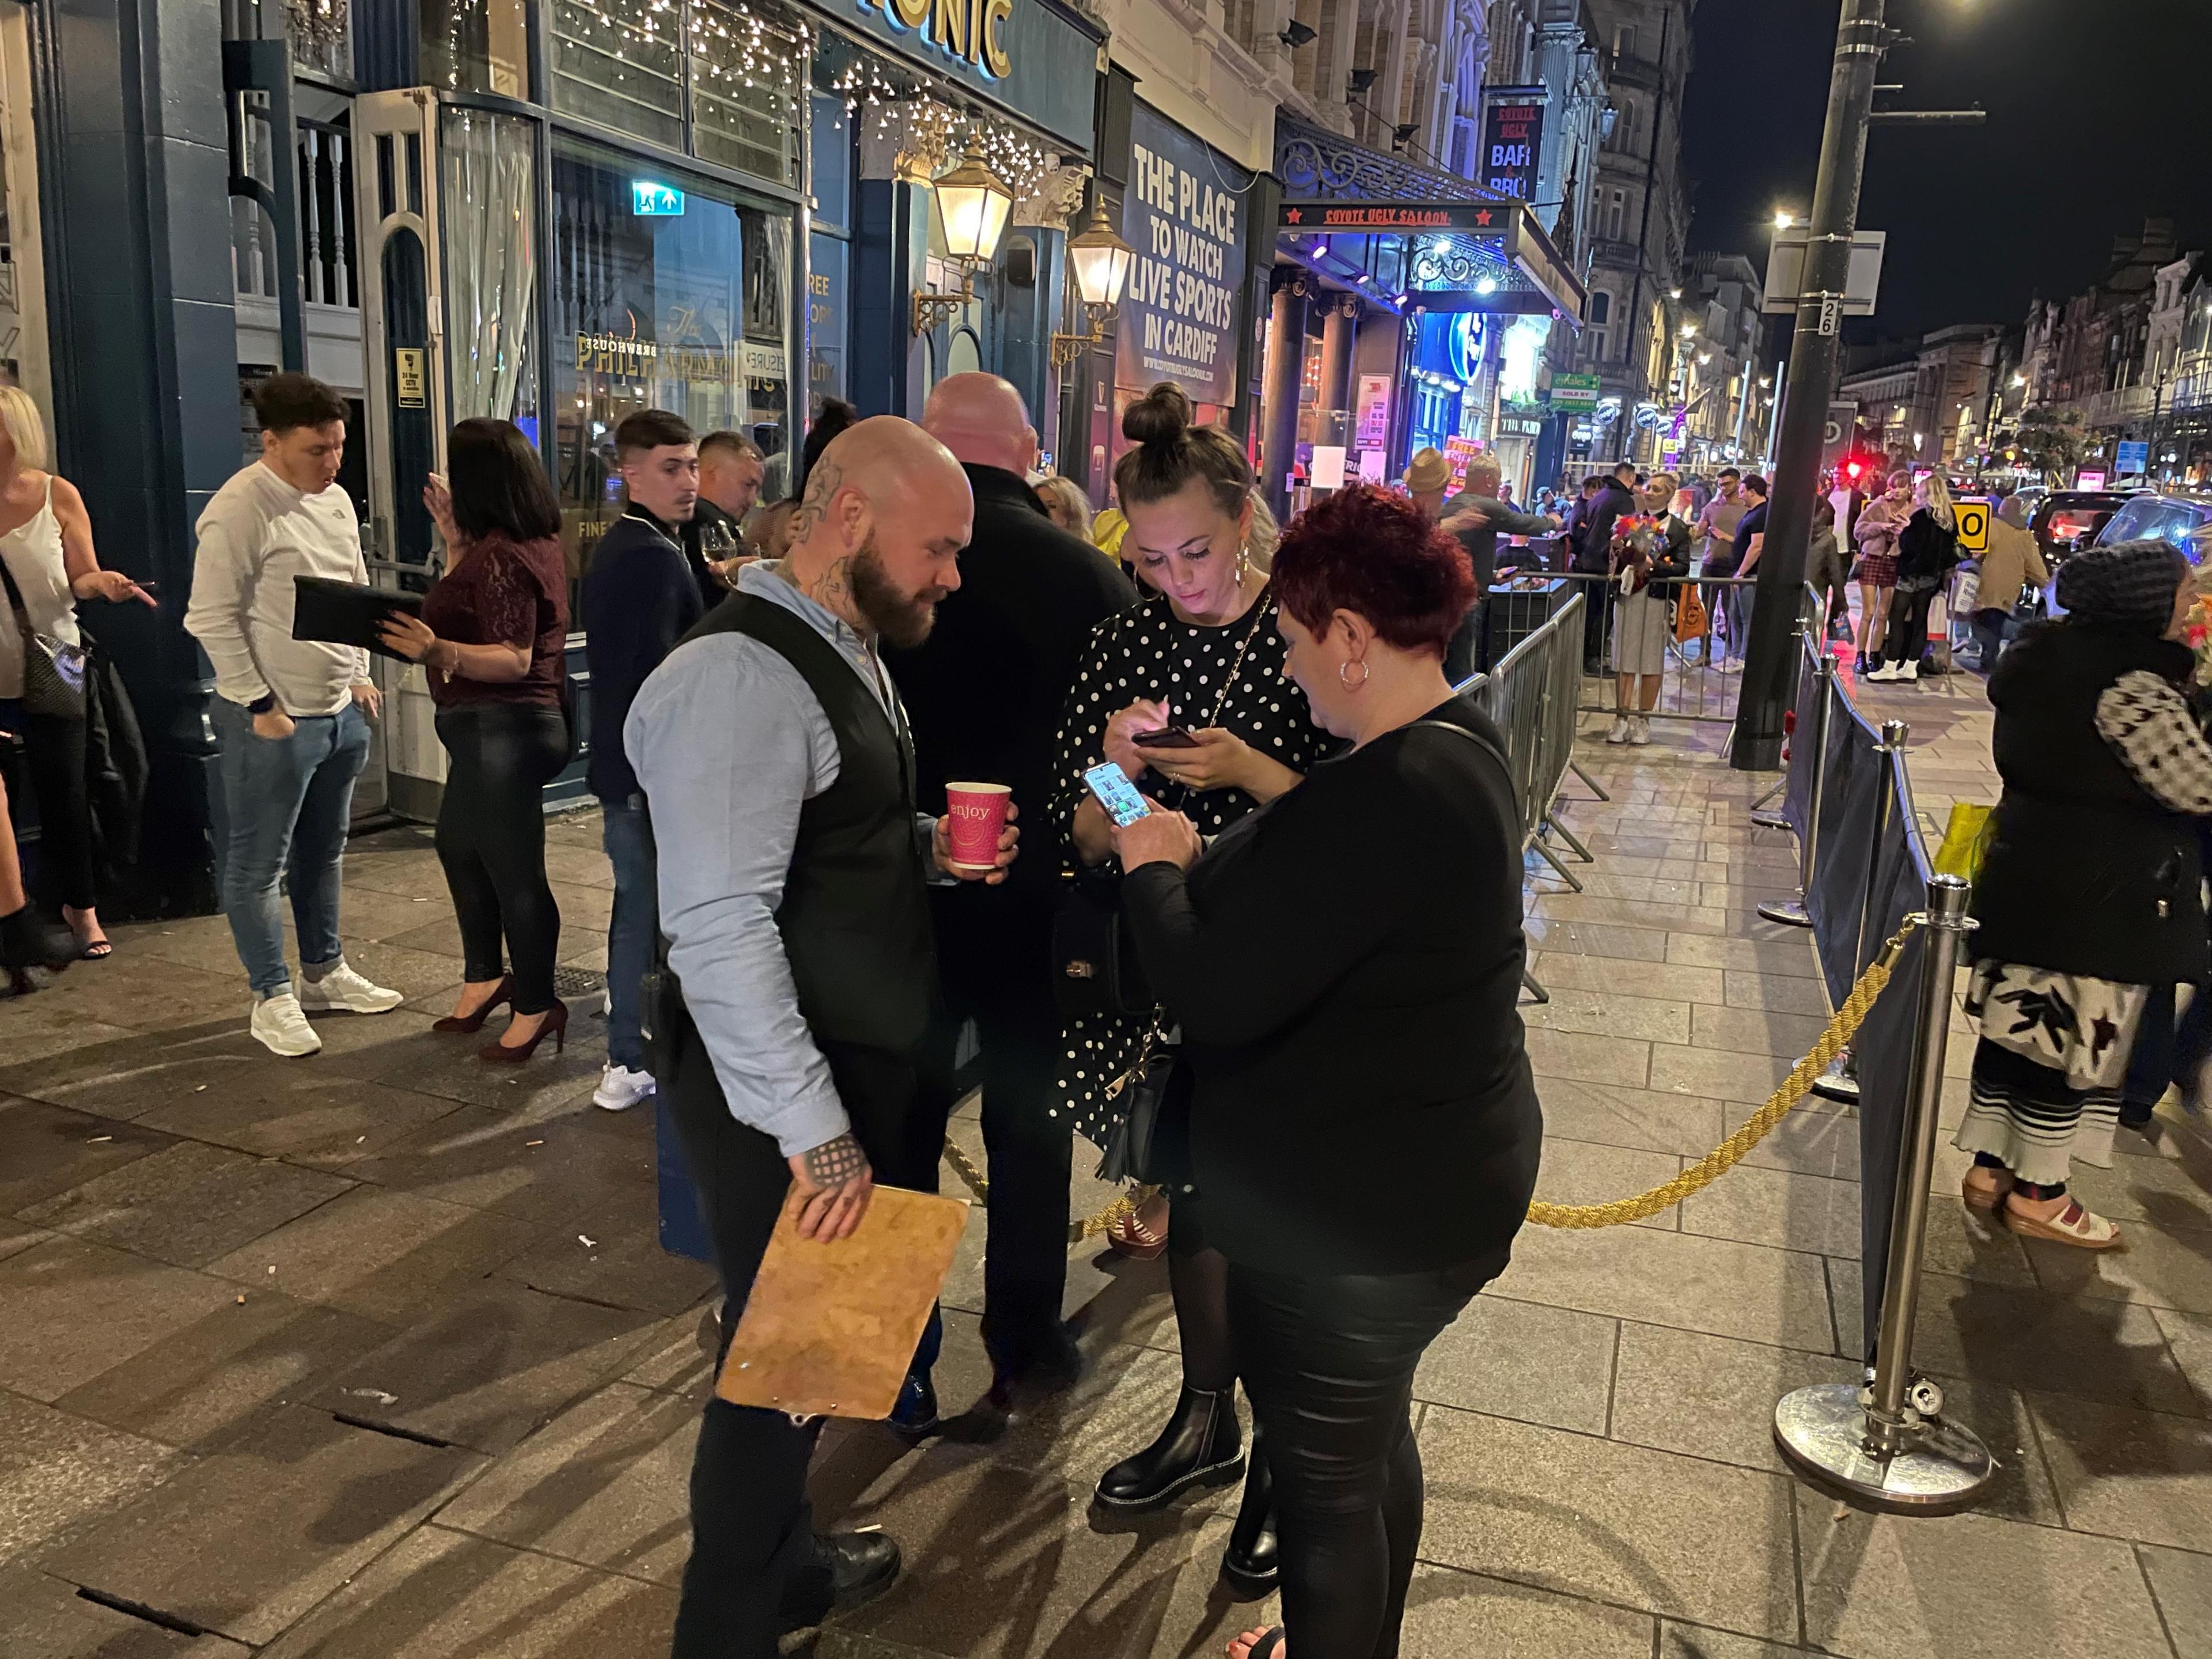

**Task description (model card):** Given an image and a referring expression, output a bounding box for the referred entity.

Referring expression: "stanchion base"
[1812,1070,1861,1104]
[1756,897,1814,928]
[1774,1383,1997,1516]
[1749,810,1792,831]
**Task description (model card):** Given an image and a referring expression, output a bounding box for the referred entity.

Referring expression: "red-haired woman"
[1112,482,1543,1659]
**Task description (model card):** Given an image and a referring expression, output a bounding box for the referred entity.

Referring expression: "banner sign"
[1116,102,1253,408]
[1481,101,1543,202]
[1280,200,1513,233]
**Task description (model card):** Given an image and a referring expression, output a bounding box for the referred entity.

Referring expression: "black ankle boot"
[1093,1384,1244,1510]
[1219,1437,1277,1599]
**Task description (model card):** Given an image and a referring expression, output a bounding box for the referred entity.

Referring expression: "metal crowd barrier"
[1539,570,1763,724]
[1753,603,1999,1517]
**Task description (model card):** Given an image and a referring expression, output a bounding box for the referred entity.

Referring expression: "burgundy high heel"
[434,975,514,1033]
[479,998,567,1064]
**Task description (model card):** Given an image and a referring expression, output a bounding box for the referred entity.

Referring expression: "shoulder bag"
[1,553,87,721]
[1051,585,1275,1020]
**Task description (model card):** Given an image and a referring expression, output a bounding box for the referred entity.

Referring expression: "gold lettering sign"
[930,0,966,60]
[864,0,1010,77]
[978,0,1010,75]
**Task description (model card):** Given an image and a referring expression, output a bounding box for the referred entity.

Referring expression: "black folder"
[290,577,425,660]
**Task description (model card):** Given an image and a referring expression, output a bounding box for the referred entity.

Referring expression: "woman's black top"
[1973,622,2206,984]
[1895,508,1960,592]
[1120,694,1543,1277]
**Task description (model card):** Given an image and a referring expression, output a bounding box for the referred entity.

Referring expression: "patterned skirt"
[1952,959,2147,1185]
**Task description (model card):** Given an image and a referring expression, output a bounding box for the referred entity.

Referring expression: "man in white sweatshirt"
[184,374,402,1055]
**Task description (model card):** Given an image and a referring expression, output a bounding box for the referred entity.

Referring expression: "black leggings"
[433,704,568,1013]
[1887,585,1940,666]
[4,708,96,910]
[1229,1257,1501,1659]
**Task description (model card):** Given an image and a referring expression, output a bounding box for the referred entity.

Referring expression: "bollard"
[1756,651,1834,929]
[1775,873,1995,1514]
[1812,718,1908,1105]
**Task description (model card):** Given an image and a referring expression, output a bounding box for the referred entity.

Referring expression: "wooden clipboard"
[715,1184,969,1421]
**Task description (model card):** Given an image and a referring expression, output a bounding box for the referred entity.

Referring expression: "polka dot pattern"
[1047,592,1335,1149]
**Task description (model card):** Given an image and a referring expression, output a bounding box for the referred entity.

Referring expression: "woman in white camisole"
[0,385,153,958]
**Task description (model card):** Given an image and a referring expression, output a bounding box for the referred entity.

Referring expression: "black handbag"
[1050,874,1154,1018]
[1,554,87,721]
[1096,1018,1192,1188]
[1050,584,1274,1021]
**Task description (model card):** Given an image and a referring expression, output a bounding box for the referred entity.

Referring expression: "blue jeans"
[211,696,371,997]
[601,795,657,1070]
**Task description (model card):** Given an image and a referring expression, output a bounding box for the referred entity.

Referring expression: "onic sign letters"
[861,0,1012,78]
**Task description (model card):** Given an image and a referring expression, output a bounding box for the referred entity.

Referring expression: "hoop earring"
[1338,659,1370,690]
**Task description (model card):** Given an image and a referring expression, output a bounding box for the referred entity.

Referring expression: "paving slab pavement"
[2,710,2209,1657]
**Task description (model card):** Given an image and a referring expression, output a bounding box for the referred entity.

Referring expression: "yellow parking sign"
[1956,500,1991,552]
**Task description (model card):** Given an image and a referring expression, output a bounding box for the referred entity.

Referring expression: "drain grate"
[74,1587,211,1638]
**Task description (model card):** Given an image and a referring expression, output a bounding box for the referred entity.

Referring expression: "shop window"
[552,0,685,154]
[550,0,805,185]
[549,134,794,589]
[423,0,529,99]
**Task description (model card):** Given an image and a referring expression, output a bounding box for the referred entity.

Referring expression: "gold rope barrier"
[940,922,1917,1241]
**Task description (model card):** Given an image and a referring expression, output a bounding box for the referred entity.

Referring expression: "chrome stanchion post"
[1812,717,1907,1104]
[1757,651,1834,928]
[1774,873,1995,1515]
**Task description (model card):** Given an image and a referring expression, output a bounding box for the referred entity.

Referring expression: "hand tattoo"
[801,1132,868,1189]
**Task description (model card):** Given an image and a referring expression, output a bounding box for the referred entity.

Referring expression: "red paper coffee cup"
[945,782,1012,870]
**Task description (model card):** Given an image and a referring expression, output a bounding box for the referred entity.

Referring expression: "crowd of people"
[18,351,2206,1659]
[610,378,1541,1659]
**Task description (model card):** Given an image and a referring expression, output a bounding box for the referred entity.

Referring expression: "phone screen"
[1084,762,1151,828]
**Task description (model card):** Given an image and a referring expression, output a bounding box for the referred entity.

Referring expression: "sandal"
[1961,1168,2012,1211]
[2003,1195,2126,1251]
[1230,1628,1283,1659]
[1106,1189,1169,1260]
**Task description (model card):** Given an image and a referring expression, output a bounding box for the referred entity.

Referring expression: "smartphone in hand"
[1131,725,1200,749]
[1083,761,1152,828]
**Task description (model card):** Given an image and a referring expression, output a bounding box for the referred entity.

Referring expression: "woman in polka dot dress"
[1050,383,1332,1597]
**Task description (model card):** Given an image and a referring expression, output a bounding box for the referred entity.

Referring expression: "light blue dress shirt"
[624,560,935,1157]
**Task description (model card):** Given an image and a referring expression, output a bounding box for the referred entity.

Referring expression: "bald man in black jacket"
[884,373,1135,1395]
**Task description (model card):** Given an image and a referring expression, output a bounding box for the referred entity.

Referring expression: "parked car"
[2089,490,2212,560]
[2032,490,2132,570]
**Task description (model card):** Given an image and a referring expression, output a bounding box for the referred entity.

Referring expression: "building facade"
[1573,0,1692,467]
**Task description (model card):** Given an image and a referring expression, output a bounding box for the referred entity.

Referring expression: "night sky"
[1680,0,2212,342]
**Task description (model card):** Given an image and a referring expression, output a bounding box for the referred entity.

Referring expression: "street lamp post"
[1729,0,1889,771]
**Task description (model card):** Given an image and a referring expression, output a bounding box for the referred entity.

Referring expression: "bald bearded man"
[627,416,1019,1658]
[887,374,1135,1396]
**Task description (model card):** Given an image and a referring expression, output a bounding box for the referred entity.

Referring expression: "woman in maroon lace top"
[378,418,573,1062]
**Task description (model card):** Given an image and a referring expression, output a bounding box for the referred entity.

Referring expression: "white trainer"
[1605,715,1631,744]
[251,992,323,1057]
[297,960,404,1014]
[1628,715,1652,747]
[1896,660,1920,682]
[594,1064,657,1112]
